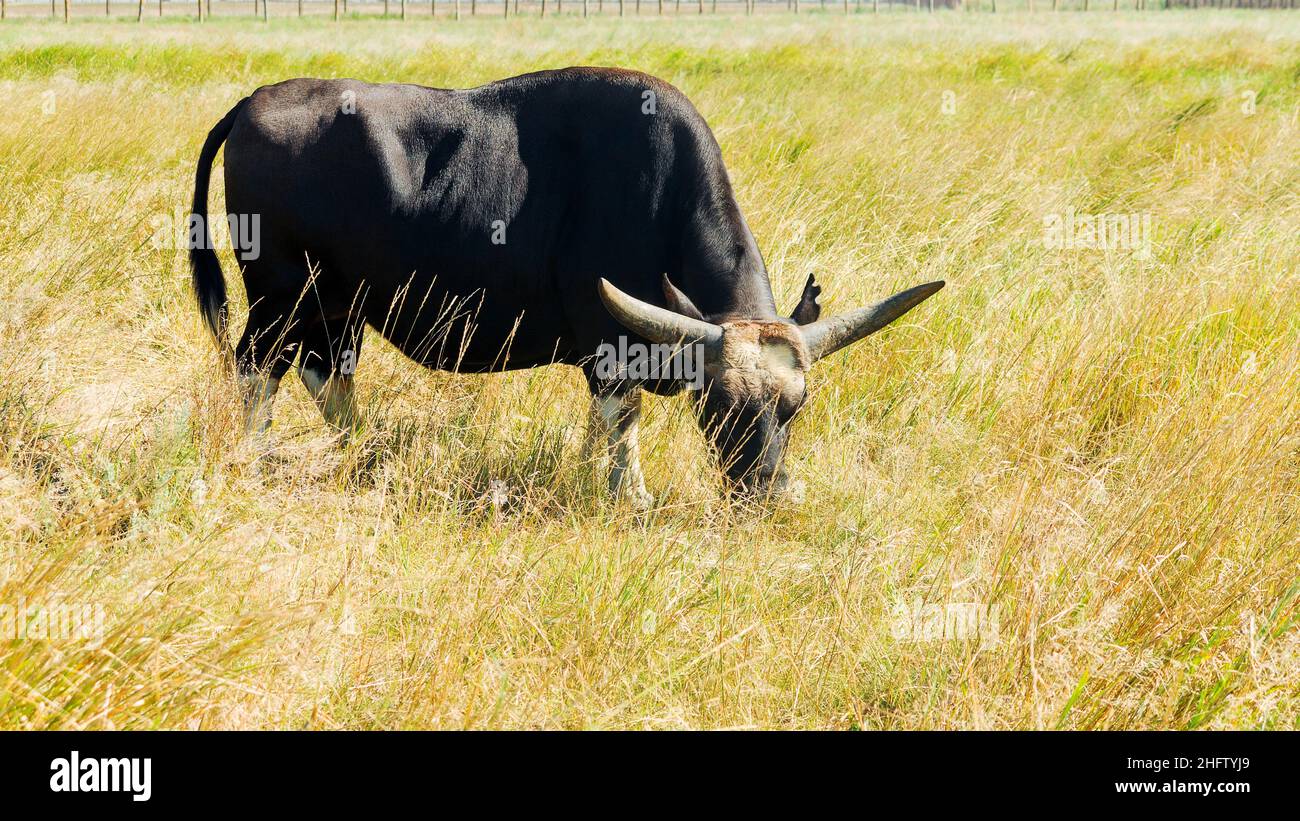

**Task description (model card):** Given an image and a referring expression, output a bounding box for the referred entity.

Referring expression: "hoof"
[617,486,655,512]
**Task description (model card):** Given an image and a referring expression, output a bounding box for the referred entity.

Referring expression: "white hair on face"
[705,322,809,403]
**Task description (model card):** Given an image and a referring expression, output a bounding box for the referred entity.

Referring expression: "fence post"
[64,0,69,20]
[263,0,268,20]
[335,0,339,19]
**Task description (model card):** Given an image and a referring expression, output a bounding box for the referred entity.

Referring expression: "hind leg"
[298,317,364,434]
[234,299,304,434]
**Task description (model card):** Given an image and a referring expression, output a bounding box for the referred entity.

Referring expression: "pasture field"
[0,12,1297,730]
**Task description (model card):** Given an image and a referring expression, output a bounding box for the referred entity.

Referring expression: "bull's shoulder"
[476,67,702,127]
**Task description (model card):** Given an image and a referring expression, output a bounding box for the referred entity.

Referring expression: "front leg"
[590,390,654,510]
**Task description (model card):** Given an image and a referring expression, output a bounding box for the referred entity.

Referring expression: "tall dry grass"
[0,12,1296,728]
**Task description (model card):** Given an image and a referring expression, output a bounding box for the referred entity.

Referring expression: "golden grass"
[0,12,1297,729]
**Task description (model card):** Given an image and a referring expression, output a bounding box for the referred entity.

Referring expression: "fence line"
[1,0,1295,22]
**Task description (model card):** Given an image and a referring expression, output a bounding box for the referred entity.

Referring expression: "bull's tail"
[189,97,249,364]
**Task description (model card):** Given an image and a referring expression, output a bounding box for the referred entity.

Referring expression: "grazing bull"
[190,68,942,505]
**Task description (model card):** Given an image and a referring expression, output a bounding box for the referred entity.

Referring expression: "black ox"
[190,68,943,505]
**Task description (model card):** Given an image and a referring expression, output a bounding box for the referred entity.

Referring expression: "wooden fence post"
[64,0,69,20]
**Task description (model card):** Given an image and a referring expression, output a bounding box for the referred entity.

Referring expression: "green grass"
[0,12,1297,729]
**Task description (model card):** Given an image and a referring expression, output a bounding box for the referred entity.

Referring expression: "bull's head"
[598,274,944,497]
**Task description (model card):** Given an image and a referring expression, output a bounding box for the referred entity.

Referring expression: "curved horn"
[801,281,945,362]
[598,278,722,347]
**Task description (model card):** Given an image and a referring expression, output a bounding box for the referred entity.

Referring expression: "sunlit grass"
[0,12,1296,729]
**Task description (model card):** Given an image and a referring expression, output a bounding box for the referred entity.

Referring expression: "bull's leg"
[298,318,364,436]
[590,390,654,510]
[234,304,300,434]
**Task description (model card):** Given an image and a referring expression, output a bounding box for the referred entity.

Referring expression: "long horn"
[801,281,945,362]
[598,278,722,347]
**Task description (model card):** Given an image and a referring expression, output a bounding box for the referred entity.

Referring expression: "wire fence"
[1,0,1295,22]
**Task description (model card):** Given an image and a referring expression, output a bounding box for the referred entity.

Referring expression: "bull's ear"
[790,273,822,325]
[661,274,706,321]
